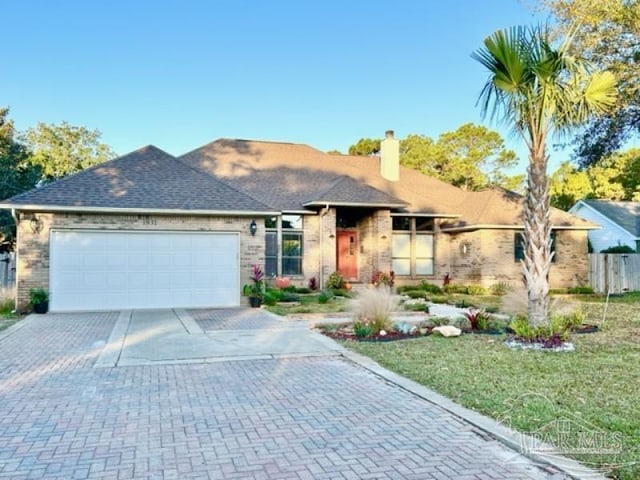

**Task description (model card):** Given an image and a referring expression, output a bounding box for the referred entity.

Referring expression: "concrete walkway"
[0,310,606,480]
[96,308,343,368]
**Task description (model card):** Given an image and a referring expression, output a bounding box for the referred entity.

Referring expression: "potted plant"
[245,264,265,308]
[29,288,49,314]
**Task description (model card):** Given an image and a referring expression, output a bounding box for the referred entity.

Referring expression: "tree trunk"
[522,154,552,328]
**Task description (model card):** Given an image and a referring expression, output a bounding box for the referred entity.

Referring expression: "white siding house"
[569,200,640,253]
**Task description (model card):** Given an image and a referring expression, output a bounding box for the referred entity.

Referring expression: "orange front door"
[337,231,358,281]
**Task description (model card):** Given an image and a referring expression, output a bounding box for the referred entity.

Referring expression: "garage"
[49,230,240,311]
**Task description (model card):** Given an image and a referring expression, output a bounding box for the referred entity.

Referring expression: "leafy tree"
[543,0,640,165]
[23,122,115,181]
[0,108,41,248]
[549,162,593,210]
[326,149,343,155]
[348,138,380,156]
[348,124,521,191]
[473,25,616,327]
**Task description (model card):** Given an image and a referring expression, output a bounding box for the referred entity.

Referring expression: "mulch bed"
[320,330,429,342]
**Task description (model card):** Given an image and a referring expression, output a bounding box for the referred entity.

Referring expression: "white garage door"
[49,230,240,311]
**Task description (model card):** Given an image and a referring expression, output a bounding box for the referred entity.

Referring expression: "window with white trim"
[265,215,304,277]
[392,217,434,276]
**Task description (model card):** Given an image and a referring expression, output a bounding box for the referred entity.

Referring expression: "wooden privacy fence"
[589,254,640,293]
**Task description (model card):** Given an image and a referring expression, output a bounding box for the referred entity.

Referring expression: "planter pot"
[248,296,262,308]
[33,302,48,314]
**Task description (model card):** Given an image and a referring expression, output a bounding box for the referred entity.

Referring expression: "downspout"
[11,209,19,311]
[319,203,330,289]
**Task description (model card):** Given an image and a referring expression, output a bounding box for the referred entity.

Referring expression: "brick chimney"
[380,130,399,181]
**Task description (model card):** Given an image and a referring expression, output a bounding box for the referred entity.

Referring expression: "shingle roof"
[582,200,640,236]
[440,187,594,230]
[1,145,273,213]
[179,138,589,228]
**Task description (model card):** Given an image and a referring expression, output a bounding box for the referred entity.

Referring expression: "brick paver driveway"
[0,312,568,479]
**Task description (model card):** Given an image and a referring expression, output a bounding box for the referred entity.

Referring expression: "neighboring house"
[569,200,640,253]
[0,131,594,312]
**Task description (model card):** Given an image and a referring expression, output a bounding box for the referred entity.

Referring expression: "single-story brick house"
[0,131,593,312]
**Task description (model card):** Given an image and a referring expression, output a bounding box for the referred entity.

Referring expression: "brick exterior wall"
[15,212,264,311]
[436,228,589,289]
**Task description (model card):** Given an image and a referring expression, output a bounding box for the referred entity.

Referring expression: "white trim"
[390,212,460,218]
[440,224,597,232]
[0,204,279,216]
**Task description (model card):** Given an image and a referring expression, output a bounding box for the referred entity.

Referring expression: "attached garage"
[49,230,240,311]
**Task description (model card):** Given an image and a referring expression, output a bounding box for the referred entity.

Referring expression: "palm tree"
[472,26,617,327]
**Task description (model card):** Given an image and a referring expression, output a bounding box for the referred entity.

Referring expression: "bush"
[295,287,312,294]
[467,285,487,296]
[489,282,510,296]
[318,290,334,304]
[29,288,48,306]
[351,285,398,335]
[308,277,318,291]
[403,290,427,299]
[404,302,428,312]
[263,291,280,306]
[353,321,374,339]
[279,292,301,302]
[429,294,449,304]
[419,281,443,294]
[601,245,636,253]
[265,288,283,301]
[443,283,468,294]
[567,286,594,294]
[463,308,491,330]
[326,271,346,290]
[331,288,352,297]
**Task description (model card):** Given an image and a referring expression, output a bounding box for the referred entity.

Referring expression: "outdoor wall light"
[30,216,43,235]
[249,219,258,236]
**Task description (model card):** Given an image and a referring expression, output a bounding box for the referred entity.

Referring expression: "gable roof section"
[1,145,274,214]
[579,200,640,237]
[440,187,595,230]
[178,138,466,215]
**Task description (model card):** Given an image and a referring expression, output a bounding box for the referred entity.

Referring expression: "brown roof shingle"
[2,145,274,213]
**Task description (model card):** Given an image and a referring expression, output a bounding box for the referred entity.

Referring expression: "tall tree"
[0,108,41,248]
[549,162,593,210]
[23,122,115,181]
[347,124,521,191]
[473,25,617,326]
[543,0,640,165]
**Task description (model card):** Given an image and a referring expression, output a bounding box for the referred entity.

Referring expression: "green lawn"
[342,295,640,480]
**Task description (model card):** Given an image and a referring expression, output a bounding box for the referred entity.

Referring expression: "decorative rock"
[432,325,462,337]
[409,326,418,335]
[379,330,387,336]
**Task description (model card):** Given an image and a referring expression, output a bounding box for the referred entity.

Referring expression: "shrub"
[372,271,395,287]
[443,283,468,294]
[485,306,499,314]
[404,302,428,312]
[351,285,398,335]
[489,282,510,296]
[403,290,427,299]
[28,288,48,306]
[326,271,346,290]
[308,277,318,291]
[467,285,487,295]
[263,291,280,306]
[318,290,334,304]
[331,288,352,297]
[265,288,283,301]
[295,287,312,294]
[279,292,301,303]
[429,294,449,304]
[600,245,635,253]
[353,321,374,339]
[463,308,491,330]
[567,285,594,294]
[419,281,443,294]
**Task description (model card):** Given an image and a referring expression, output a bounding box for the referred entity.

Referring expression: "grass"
[0,287,21,332]
[342,294,640,480]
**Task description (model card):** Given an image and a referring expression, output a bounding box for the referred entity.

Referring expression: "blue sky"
[4,1,550,172]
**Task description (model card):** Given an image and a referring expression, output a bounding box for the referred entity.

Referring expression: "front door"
[337,231,358,281]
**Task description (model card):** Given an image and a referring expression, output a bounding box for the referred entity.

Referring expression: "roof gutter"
[303,200,407,208]
[389,212,460,218]
[440,224,600,232]
[0,204,280,217]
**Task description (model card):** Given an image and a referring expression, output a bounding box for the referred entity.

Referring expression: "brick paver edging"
[340,348,607,480]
